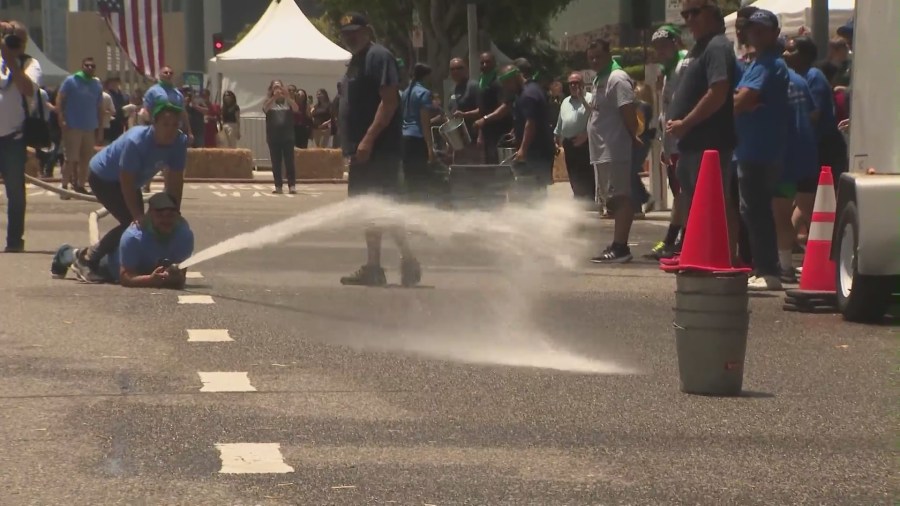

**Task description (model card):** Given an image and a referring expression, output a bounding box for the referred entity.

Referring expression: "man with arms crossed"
[70,102,188,283]
[337,12,422,287]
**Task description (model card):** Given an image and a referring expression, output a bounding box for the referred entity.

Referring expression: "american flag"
[98,0,166,79]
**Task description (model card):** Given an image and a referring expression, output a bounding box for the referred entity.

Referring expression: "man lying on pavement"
[51,192,195,289]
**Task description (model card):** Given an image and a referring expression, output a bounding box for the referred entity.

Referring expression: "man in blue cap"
[733,9,790,291]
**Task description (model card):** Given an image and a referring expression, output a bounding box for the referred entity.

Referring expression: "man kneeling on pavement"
[52,192,194,288]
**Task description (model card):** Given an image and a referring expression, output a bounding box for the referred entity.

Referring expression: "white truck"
[833,0,900,322]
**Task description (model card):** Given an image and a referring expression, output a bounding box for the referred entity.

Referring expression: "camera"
[3,34,23,51]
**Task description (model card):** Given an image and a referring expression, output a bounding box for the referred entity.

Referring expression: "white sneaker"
[748,275,783,291]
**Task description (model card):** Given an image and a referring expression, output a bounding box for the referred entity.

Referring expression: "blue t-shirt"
[59,75,103,130]
[731,58,749,165]
[143,83,185,110]
[90,126,188,188]
[783,70,819,183]
[805,67,840,141]
[400,82,433,138]
[735,52,790,164]
[106,220,194,283]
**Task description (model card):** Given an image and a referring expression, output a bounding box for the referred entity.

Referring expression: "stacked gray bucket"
[674,272,750,396]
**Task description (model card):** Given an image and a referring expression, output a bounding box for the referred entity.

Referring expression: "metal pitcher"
[438,117,471,151]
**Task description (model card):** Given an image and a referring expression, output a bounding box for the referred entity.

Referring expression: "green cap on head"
[652,24,682,43]
[152,101,184,120]
[498,67,520,82]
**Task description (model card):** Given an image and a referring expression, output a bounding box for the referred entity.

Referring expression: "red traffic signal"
[212,33,225,55]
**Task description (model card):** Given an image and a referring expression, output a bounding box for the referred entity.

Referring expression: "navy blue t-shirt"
[513,81,555,160]
[783,69,818,183]
[735,52,790,164]
[805,67,840,141]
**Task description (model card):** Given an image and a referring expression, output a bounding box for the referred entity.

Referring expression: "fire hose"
[23,174,151,244]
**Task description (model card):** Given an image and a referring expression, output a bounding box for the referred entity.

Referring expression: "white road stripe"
[187,329,233,342]
[185,271,204,279]
[198,372,256,392]
[219,184,235,190]
[213,192,228,197]
[178,295,215,304]
[253,184,268,190]
[216,443,294,474]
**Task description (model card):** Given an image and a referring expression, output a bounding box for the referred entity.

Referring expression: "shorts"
[593,161,631,200]
[676,149,733,204]
[347,155,402,198]
[63,128,96,163]
[796,174,818,194]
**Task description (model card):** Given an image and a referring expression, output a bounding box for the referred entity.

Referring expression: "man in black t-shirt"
[499,62,555,190]
[665,0,737,227]
[458,52,513,164]
[336,12,422,288]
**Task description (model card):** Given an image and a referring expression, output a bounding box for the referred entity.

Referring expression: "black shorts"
[347,155,402,198]
[402,136,430,195]
[667,154,681,195]
[796,174,818,194]
[818,133,848,178]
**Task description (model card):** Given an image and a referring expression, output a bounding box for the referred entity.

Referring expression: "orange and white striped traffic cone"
[784,167,838,313]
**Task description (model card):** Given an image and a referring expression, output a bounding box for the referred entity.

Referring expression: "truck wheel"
[835,202,894,323]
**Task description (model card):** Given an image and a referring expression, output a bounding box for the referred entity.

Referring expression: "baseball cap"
[651,24,681,43]
[837,18,853,36]
[747,10,780,29]
[339,12,368,32]
[152,101,184,120]
[148,192,179,211]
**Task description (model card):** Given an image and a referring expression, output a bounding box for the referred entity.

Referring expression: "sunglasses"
[450,66,465,71]
[567,81,582,86]
[84,64,96,68]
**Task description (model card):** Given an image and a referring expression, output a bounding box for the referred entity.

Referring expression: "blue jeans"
[0,134,27,249]
[737,161,781,276]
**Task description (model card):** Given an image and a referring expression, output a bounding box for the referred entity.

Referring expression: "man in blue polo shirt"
[57,57,103,195]
[734,9,790,291]
[51,193,194,288]
[69,102,188,283]
[141,65,193,143]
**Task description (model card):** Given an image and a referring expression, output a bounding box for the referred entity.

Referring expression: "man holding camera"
[51,192,194,289]
[0,20,42,253]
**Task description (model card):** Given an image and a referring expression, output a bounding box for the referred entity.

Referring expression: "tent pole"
[811,0,829,52]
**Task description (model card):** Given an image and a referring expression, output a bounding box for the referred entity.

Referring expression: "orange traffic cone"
[661,150,750,274]
[784,166,838,313]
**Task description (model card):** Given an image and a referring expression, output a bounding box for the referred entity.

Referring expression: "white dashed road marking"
[187,329,233,342]
[198,372,256,392]
[178,295,215,304]
[215,443,294,474]
[185,271,204,279]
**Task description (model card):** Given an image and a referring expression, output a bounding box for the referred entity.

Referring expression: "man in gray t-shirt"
[581,40,640,264]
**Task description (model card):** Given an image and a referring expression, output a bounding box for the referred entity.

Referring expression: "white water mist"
[181,195,637,375]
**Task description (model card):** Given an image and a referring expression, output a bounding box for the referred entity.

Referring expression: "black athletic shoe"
[591,245,633,264]
[400,257,422,287]
[340,265,387,287]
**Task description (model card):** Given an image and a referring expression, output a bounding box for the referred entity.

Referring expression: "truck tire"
[835,202,894,323]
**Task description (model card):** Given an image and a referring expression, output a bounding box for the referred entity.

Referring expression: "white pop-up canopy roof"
[209,0,351,113]
[724,0,855,47]
[24,36,70,88]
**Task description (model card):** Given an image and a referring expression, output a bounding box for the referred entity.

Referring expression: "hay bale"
[295,148,344,180]
[552,148,569,183]
[184,148,253,179]
[25,147,40,178]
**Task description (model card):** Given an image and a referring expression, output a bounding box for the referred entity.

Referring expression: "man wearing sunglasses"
[665,0,737,227]
[142,66,193,145]
[553,71,594,202]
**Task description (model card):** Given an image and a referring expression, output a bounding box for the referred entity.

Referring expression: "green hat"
[652,24,681,43]
[152,101,184,120]
[497,67,520,83]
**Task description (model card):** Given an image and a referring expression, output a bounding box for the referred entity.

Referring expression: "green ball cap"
[497,67,520,82]
[152,101,184,120]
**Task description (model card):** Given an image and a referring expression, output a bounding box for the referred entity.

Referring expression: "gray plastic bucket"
[673,273,750,396]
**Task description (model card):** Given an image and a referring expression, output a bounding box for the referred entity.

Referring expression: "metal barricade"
[236,115,270,169]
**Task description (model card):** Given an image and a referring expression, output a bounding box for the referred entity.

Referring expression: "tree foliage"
[318,0,575,85]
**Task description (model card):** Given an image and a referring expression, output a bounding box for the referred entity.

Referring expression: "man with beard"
[336,12,422,288]
[458,52,512,164]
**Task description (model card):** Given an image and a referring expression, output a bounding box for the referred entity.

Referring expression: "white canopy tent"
[724,0,855,47]
[208,0,351,114]
[24,36,70,88]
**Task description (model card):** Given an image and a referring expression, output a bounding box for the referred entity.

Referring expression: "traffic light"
[212,33,225,55]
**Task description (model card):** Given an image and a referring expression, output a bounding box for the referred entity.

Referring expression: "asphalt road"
[0,183,895,505]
